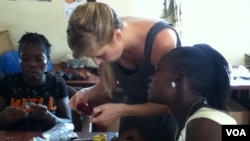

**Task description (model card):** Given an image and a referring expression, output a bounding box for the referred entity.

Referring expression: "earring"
[171,82,176,88]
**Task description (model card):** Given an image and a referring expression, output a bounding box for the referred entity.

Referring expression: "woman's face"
[148,61,176,105]
[87,39,123,66]
[19,42,47,82]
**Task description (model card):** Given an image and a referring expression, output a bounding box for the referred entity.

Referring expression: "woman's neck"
[23,74,46,86]
[174,100,207,131]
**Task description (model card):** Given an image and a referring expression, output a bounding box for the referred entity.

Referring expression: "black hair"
[18,32,52,59]
[161,43,230,111]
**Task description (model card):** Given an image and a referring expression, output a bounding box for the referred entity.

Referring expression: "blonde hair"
[67,2,123,95]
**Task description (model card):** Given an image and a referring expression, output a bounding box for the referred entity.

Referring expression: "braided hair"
[18,32,52,59]
[161,43,230,111]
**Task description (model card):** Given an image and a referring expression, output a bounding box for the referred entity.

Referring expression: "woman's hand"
[90,103,123,127]
[0,106,27,123]
[29,103,47,121]
[29,103,56,124]
[69,89,89,111]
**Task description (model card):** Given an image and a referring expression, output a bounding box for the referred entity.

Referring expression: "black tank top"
[113,21,181,104]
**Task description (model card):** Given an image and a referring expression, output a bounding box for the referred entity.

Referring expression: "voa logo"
[226,129,247,136]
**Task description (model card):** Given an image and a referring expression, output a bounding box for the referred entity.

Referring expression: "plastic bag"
[33,123,78,141]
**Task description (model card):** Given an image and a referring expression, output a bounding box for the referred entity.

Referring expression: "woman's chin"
[24,73,42,81]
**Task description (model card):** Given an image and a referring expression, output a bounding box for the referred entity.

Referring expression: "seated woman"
[0,32,72,131]
[148,44,237,141]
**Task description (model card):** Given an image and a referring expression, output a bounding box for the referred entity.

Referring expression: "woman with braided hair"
[148,43,237,141]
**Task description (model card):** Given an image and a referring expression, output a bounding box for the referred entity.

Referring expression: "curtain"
[161,0,183,38]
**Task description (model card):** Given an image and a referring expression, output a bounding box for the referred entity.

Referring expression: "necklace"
[186,100,203,120]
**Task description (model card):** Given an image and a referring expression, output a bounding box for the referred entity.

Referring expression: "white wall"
[1,0,249,65]
[0,0,70,63]
[181,0,250,65]
[0,0,162,64]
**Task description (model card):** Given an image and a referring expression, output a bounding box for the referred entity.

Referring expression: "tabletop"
[230,65,250,90]
[230,77,250,90]
[0,131,118,141]
[0,131,41,141]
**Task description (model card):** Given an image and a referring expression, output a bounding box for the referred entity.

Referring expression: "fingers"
[29,103,47,113]
[92,106,102,117]
[90,104,119,127]
[29,103,51,121]
[90,106,106,127]
[6,106,27,114]
[4,106,28,122]
[69,91,88,111]
[69,95,77,111]
[75,91,88,104]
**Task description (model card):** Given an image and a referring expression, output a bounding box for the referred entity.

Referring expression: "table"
[52,64,100,88]
[230,65,250,90]
[230,78,250,106]
[0,131,118,141]
[0,131,41,141]
[230,77,250,90]
[230,66,250,109]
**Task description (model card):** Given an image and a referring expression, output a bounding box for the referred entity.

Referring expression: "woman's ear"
[113,29,122,41]
[174,72,186,88]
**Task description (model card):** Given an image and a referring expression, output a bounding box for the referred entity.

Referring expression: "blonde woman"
[67,2,181,140]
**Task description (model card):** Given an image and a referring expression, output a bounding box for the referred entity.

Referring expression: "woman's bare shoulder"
[185,118,221,141]
[121,16,163,24]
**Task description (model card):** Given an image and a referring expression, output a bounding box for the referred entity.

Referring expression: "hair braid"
[162,43,230,111]
[18,32,52,59]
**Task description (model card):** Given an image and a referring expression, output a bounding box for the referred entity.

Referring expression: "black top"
[114,21,181,103]
[0,72,68,131]
[113,21,180,141]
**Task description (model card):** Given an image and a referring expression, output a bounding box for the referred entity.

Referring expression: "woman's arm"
[69,80,111,111]
[120,102,170,117]
[54,97,72,123]
[82,80,111,101]
[90,102,170,127]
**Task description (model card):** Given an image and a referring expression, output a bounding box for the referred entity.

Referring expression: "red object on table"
[76,102,93,115]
